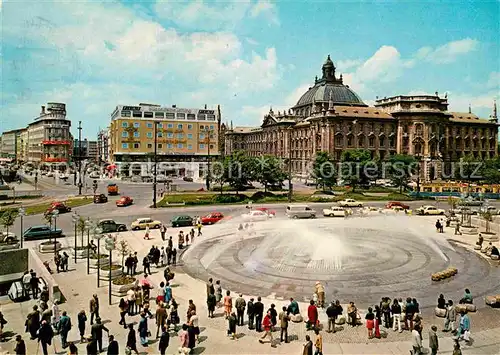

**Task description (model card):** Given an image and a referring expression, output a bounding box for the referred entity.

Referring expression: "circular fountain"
[182,213,500,309]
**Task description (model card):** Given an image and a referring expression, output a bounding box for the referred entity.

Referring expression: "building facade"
[0,128,25,160]
[109,103,221,178]
[225,56,499,182]
[26,103,72,165]
[97,129,110,164]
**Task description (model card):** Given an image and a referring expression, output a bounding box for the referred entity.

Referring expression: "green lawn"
[24,197,93,215]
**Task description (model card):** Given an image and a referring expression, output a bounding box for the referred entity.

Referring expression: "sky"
[1,0,499,139]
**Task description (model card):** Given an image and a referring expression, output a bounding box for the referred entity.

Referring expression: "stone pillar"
[423,125,430,157]
[396,125,403,153]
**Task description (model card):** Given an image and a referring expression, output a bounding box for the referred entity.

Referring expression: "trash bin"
[8,281,25,302]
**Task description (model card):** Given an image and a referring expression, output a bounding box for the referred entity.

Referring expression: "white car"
[46,171,54,177]
[323,206,347,217]
[241,210,273,222]
[416,205,445,215]
[338,199,363,207]
[89,172,100,179]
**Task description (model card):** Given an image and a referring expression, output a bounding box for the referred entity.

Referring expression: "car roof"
[108,183,116,186]
[99,219,114,223]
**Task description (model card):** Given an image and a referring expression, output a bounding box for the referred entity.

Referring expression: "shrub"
[100,264,122,271]
[112,276,136,285]
[250,191,275,200]
[212,194,247,204]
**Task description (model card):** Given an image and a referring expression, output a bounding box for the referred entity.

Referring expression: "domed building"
[224,55,498,182]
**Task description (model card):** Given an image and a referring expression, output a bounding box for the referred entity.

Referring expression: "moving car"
[131,218,162,230]
[97,219,127,233]
[171,215,194,228]
[23,225,63,241]
[93,194,108,204]
[89,171,100,179]
[183,176,193,182]
[107,183,119,195]
[46,171,54,177]
[338,199,363,207]
[59,173,69,180]
[201,212,224,225]
[241,210,273,222]
[45,202,72,215]
[385,201,410,210]
[255,207,276,216]
[116,196,133,207]
[323,206,347,217]
[416,205,445,215]
[285,204,316,219]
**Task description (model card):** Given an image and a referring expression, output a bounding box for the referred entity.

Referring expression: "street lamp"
[72,212,79,263]
[18,207,25,248]
[104,234,116,305]
[85,218,95,275]
[93,229,104,288]
[51,210,59,258]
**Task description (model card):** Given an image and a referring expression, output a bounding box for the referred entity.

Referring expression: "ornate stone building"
[224,55,499,182]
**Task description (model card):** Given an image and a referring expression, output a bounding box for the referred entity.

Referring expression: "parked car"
[59,173,69,180]
[183,176,194,182]
[479,206,498,214]
[416,205,445,215]
[156,174,168,183]
[241,210,272,222]
[254,207,276,216]
[171,215,194,227]
[45,202,72,215]
[89,171,100,179]
[23,225,63,241]
[131,218,162,231]
[46,171,54,177]
[385,201,410,210]
[338,199,363,207]
[116,196,133,207]
[201,212,225,225]
[93,194,108,204]
[107,183,119,195]
[323,206,347,217]
[285,204,316,219]
[457,199,483,206]
[0,232,18,243]
[97,219,127,233]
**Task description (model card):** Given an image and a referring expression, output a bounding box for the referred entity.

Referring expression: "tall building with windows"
[225,55,499,182]
[0,128,25,160]
[109,103,221,177]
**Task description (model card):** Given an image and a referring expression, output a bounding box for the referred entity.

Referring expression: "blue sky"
[1,0,499,139]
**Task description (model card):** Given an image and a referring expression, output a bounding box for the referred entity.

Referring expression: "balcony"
[42,140,71,145]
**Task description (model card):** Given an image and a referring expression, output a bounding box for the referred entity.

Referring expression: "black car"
[171,215,194,227]
[93,194,108,203]
[97,219,127,233]
[183,176,193,182]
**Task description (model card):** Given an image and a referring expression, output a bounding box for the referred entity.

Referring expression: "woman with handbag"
[138,313,149,346]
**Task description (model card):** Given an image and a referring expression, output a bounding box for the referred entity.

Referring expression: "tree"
[481,157,500,185]
[225,150,255,194]
[116,239,131,272]
[0,209,18,237]
[311,151,337,190]
[340,149,374,192]
[456,154,483,190]
[481,210,493,234]
[212,156,230,194]
[387,154,416,193]
[254,155,287,192]
[77,216,86,248]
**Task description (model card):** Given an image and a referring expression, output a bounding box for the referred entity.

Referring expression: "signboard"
[198,109,215,115]
[122,106,142,111]
[47,103,66,111]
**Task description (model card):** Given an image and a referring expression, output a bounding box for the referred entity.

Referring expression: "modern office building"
[0,128,25,161]
[224,55,499,182]
[109,103,221,178]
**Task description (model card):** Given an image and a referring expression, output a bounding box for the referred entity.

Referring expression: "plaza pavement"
[1,219,500,354]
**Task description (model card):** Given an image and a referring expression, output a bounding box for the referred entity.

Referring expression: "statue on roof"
[321,54,336,81]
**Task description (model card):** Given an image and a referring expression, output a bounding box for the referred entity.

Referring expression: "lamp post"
[93,229,104,288]
[51,210,59,258]
[72,212,79,263]
[104,235,116,305]
[85,218,94,275]
[19,207,25,248]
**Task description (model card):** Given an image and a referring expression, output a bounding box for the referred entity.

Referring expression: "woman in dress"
[138,313,149,346]
[215,280,223,308]
[365,307,375,339]
[374,305,382,338]
[223,290,232,318]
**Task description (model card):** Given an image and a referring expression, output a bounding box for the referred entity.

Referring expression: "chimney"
[41,106,46,114]
[204,104,207,109]
[172,104,176,108]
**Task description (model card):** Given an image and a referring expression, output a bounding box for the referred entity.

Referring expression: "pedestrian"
[411,325,423,355]
[40,286,49,305]
[55,252,61,273]
[215,280,223,307]
[164,282,172,304]
[228,312,237,340]
[405,297,415,331]
[125,254,134,276]
[374,305,382,338]
[156,281,166,304]
[118,298,128,328]
[144,226,150,240]
[142,255,151,275]
[171,248,177,266]
[160,247,166,266]
[126,324,140,355]
[391,298,402,333]
[22,271,32,298]
[187,300,197,322]
[326,302,336,333]
[259,311,274,346]
[51,300,60,331]
[26,305,40,339]
[41,305,51,326]
[178,231,184,249]
[37,320,54,355]
[347,301,358,327]
[153,246,161,267]
[90,317,109,353]
[107,334,119,355]
[58,311,72,348]
[158,326,169,355]
[168,236,173,250]
[30,273,40,299]
[197,222,202,236]
[315,282,325,308]
[62,252,69,271]
[138,312,149,346]
[235,294,246,326]
[189,310,200,343]
[77,310,87,343]
[207,291,216,318]
[279,306,289,343]
[303,335,313,355]
[314,328,323,355]
[268,303,277,330]
[126,288,136,315]
[247,297,255,329]
[86,338,98,355]
[14,335,26,355]
[307,300,318,331]
[155,302,167,338]
[224,290,233,318]
[287,297,300,315]
[206,278,215,296]
[365,307,375,339]
[458,310,471,344]
[444,300,456,333]
[89,294,99,325]
[455,222,462,235]
[254,296,264,332]
[132,252,138,275]
[452,340,462,355]
[179,324,190,354]
[381,297,392,328]
[160,225,167,241]
[429,325,439,355]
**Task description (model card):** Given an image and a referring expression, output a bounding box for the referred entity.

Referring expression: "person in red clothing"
[307,300,318,331]
[259,311,274,346]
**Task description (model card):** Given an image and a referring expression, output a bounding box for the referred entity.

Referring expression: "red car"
[45,202,72,215]
[385,201,410,210]
[116,196,133,207]
[201,212,224,225]
[255,207,276,216]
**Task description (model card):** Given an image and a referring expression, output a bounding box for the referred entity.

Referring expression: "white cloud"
[336,59,362,71]
[250,0,279,25]
[416,38,479,64]
[486,71,500,89]
[355,45,410,83]
[446,91,499,115]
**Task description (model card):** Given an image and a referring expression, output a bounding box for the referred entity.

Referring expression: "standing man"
[411,325,423,355]
[142,255,151,275]
[326,302,336,333]
[206,278,215,296]
[279,306,289,343]
[22,271,31,298]
[444,300,456,333]
[303,335,313,355]
[26,305,40,340]
[132,252,138,275]
[235,294,246,326]
[89,294,99,325]
[247,297,255,330]
[259,311,274,346]
[314,329,323,355]
[14,335,26,355]
[37,320,54,355]
[160,225,167,241]
[155,302,167,338]
[29,273,40,299]
[107,334,119,355]
[125,254,134,276]
[58,311,72,349]
[254,296,264,332]
[91,317,109,353]
[158,326,169,355]
[429,325,439,355]
[315,282,325,308]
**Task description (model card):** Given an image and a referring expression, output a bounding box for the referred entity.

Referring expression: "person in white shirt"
[189,310,200,343]
[126,288,136,315]
[52,300,61,331]
[22,271,32,298]
[411,326,423,355]
[156,281,166,304]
